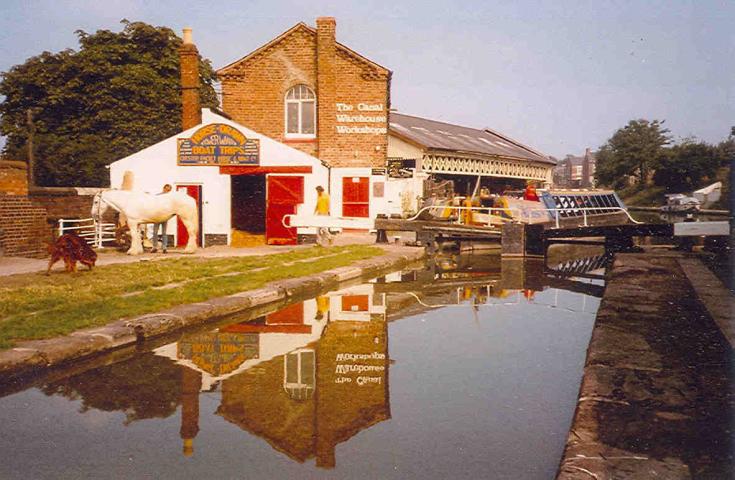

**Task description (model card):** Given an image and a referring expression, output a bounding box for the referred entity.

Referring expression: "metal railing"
[57,217,117,249]
[405,205,641,228]
[403,288,596,314]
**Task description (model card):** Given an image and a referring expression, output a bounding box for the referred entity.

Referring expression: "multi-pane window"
[285,84,316,137]
[283,349,315,400]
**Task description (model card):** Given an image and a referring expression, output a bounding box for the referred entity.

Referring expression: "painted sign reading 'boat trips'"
[177,332,259,377]
[178,123,260,166]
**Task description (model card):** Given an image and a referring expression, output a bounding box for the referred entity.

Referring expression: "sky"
[0,0,732,159]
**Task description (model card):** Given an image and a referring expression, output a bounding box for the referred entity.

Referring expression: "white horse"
[92,189,199,255]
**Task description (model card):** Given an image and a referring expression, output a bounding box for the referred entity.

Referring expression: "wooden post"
[26,109,35,188]
[375,214,388,243]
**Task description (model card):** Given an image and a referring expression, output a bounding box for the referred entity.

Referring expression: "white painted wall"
[382,174,427,216]
[387,135,423,164]
[109,109,329,244]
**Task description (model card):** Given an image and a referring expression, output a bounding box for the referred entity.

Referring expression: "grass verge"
[0,245,383,350]
[620,184,666,207]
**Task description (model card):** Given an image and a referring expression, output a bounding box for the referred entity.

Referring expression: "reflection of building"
[156,299,327,390]
[156,284,389,465]
[216,284,389,468]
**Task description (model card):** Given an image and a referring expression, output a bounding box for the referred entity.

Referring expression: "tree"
[594,119,670,188]
[0,20,218,186]
[42,353,181,425]
[715,127,735,167]
[652,141,719,193]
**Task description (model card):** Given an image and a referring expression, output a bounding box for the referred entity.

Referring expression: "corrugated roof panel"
[389,112,554,164]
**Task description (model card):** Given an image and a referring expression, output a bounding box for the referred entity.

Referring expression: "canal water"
[0,252,606,479]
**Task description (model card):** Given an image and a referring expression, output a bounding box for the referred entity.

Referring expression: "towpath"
[0,232,377,276]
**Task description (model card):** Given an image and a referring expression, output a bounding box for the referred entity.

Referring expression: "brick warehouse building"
[217,17,393,224]
[109,18,552,247]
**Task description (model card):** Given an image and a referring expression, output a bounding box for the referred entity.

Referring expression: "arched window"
[285,84,316,138]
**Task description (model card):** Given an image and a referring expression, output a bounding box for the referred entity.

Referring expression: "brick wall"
[219,19,390,168]
[0,160,29,196]
[29,187,98,221]
[0,196,50,258]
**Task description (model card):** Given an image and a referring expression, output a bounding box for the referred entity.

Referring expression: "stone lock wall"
[218,18,391,168]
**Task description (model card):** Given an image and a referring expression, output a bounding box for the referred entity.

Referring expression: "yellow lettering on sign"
[220,146,244,155]
[192,146,215,155]
[191,124,217,143]
[218,124,247,144]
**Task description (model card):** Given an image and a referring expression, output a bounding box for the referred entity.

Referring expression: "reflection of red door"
[342,177,369,217]
[341,295,369,312]
[267,302,305,325]
[266,176,304,245]
[177,185,202,247]
[222,301,311,334]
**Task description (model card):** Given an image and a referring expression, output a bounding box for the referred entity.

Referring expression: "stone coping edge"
[0,247,425,381]
[677,257,735,349]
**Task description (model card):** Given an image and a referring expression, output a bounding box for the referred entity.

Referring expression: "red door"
[342,177,369,217]
[176,185,202,247]
[266,176,304,245]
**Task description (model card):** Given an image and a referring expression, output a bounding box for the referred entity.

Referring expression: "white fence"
[57,218,117,249]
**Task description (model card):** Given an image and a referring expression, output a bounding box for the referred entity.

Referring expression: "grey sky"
[0,0,732,158]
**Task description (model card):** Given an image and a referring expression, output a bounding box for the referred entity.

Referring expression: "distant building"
[553,148,596,188]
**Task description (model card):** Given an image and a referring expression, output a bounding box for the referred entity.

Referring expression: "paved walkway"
[0,232,379,276]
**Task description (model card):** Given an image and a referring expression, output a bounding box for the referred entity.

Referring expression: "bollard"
[501,223,544,257]
[375,214,389,243]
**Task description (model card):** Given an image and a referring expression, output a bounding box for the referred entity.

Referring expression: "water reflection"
[153,286,390,466]
[41,353,181,425]
[5,251,609,478]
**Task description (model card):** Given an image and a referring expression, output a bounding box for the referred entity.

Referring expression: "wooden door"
[266,175,304,245]
[176,185,202,247]
[342,177,369,217]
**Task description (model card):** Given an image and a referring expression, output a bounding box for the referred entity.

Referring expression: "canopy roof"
[389,112,554,165]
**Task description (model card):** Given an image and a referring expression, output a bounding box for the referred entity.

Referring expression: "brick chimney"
[316,17,337,163]
[180,28,201,131]
[581,148,591,188]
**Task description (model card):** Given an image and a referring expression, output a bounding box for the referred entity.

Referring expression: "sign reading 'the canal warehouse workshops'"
[178,123,260,166]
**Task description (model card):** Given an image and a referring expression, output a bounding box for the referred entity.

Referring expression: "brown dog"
[47,233,98,275]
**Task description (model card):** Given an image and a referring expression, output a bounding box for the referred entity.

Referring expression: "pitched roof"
[217,22,390,76]
[389,112,554,164]
[558,151,596,167]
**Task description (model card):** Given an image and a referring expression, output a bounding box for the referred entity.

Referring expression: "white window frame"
[284,84,316,139]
